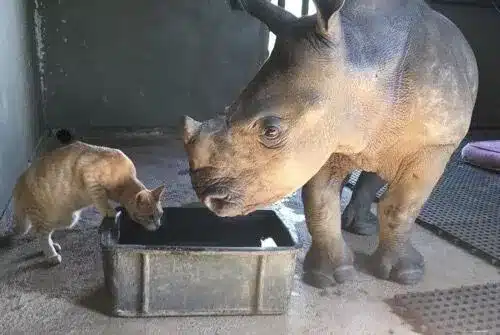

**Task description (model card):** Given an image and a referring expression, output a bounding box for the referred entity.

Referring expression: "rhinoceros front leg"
[370,146,455,285]
[302,158,355,288]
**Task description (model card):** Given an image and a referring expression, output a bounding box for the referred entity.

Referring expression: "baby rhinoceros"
[182,0,477,288]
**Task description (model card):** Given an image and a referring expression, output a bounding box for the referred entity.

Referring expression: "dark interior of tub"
[116,207,296,248]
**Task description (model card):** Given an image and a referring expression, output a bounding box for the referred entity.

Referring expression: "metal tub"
[99,207,301,317]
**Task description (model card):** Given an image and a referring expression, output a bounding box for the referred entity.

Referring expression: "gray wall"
[0,0,43,213]
[40,0,269,129]
[40,0,500,130]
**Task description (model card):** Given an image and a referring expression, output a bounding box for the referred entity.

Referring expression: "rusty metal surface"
[387,282,500,335]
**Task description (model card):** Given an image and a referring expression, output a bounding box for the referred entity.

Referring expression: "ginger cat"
[10,130,165,265]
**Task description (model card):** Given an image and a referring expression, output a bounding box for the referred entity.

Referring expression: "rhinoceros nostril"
[202,193,230,212]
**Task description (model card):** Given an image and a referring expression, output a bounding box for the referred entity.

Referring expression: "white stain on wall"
[33,0,47,100]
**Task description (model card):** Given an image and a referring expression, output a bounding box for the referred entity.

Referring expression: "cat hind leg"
[50,210,81,253]
[12,210,31,236]
[0,211,33,249]
[31,220,62,265]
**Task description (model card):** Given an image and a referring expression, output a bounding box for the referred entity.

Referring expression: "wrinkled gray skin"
[183,0,477,288]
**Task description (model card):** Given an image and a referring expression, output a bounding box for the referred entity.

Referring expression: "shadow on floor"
[0,209,109,307]
[79,285,112,316]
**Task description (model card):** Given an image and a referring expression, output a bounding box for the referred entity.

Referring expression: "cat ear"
[135,190,150,207]
[151,184,165,201]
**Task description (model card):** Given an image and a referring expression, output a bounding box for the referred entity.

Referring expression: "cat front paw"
[53,243,61,252]
[47,254,62,266]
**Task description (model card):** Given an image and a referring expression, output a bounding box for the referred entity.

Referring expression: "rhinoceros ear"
[313,0,345,32]
[230,0,297,35]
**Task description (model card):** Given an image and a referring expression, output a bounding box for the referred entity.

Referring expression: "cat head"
[126,185,165,231]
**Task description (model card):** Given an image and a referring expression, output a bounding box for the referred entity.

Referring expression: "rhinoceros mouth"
[205,198,243,217]
[198,189,244,217]
[190,176,244,217]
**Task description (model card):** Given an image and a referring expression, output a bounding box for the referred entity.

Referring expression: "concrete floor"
[0,130,498,335]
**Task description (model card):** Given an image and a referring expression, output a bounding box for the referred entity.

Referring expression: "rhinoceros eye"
[263,126,280,139]
[258,116,284,148]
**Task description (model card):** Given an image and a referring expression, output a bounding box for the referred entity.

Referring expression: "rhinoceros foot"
[369,241,424,285]
[302,240,355,288]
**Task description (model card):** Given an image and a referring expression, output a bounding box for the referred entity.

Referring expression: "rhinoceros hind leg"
[341,170,385,236]
[342,209,379,236]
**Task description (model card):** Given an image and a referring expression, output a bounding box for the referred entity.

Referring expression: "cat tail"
[55,128,75,145]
